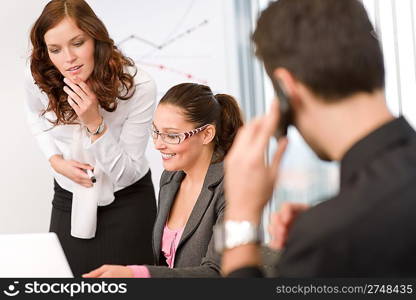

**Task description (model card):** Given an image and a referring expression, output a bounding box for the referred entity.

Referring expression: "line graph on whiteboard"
[117,19,210,86]
[108,0,225,95]
[89,0,237,191]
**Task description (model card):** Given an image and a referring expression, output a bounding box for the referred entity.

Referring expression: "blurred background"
[0,0,415,242]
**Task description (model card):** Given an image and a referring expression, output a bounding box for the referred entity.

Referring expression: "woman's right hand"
[49,155,94,188]
[82,265,134,278]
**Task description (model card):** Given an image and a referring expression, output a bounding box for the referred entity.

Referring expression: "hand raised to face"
[63,77,102,131]
[224,101,288,224]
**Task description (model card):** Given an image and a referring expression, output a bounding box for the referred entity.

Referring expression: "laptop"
[0,233,73,277]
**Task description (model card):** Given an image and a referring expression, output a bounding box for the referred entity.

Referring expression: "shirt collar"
[340,117,414,188]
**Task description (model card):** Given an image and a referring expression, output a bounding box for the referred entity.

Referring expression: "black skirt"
[50,170,157,277]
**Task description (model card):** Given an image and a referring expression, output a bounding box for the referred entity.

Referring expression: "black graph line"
[159,19,208,49]
[161,0,197,44]
[140,0,198,58]
[117,35,160,49]
[117,19,209,52]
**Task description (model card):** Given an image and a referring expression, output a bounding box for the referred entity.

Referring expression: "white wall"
[0,0,240,234]
[0,0,52,234]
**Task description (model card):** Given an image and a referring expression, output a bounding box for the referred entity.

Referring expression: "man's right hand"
[49,155,94,188]
[268,202,310,250]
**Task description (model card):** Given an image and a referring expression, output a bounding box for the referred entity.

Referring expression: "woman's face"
[152,104,210,172]
[44,17,95,82]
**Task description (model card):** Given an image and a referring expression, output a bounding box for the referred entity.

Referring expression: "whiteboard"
[0,0,240,233]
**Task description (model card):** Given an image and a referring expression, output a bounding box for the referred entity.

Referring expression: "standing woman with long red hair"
[24,0,156,277]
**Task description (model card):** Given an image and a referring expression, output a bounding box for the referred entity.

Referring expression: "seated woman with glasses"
[83,83,244,277]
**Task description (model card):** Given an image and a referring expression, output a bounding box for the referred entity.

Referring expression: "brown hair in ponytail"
[159,83,244,163]
[213,94,244,161]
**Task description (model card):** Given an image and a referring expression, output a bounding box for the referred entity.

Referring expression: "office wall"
[362,0,416,125]
[0,0,240,233]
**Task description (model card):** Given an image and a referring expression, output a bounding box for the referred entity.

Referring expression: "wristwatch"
[213,220,260,253]
[86,117,105,136]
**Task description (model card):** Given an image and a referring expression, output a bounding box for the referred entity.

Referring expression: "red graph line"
[137,61,208,84]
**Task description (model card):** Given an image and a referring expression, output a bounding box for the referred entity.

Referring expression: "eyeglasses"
[150,124,209,145]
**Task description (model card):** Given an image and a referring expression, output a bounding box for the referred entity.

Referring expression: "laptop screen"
[0,233,73,277]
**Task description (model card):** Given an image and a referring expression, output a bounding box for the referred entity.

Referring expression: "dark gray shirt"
[230,117,416,277]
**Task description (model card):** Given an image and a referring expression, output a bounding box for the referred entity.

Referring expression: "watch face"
[213,221,259,253]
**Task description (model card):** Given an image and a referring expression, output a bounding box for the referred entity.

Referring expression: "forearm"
[221,207,263,275]
[25,106,62,160]
[49,154,63,172]
[84,127,149,187]
[84,84,155,186]
[222,245,261,276]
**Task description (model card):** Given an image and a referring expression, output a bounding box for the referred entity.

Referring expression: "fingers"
[268,213,286,250]
[280,202,309,225]
[83,265,131,278]
[71,161,94,170]
[269,137,288,183]
[252,100,280,153]
[227,100,281,163]
[268,202,309,250]
[74,169,93,185]
[82,265,107,278]
[98,273,108,278]
[97,270,127,278]
[229,101,281,167]
[67,96,80,115]
[234,118,264,150]
[64,86,84,106]
[280,203,295,225]
[268,202,310,249]
[225,117,266,165]
[69,162,94,187]
[76,79,93,98]
[75,171,91,180]
[64,77,88,100]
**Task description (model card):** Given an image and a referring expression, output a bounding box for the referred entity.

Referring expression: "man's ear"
[273,68,302,109]
[202,125,216,145]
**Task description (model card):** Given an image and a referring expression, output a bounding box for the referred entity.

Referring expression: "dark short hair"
[253,0,385,100]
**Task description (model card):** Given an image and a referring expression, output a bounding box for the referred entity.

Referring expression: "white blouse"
[24,67,157,193]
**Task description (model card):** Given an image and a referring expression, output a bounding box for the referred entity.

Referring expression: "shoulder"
[126,65,156,89]
[134,67,154,85]
[159,169,179,187]
[124,66,156,106]
[206,162,224,190]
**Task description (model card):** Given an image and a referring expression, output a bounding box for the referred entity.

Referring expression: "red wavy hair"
[30,0,136,126]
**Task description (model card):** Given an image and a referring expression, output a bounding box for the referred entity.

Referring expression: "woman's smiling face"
[152,104,209,172]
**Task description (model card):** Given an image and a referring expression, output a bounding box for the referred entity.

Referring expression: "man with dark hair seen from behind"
[219,0,416,277]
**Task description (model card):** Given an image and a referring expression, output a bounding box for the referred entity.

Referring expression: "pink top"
[161,224,185,268]
[128,224,185,278]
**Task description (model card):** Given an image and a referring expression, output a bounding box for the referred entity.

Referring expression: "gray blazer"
[146,162,224,277]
